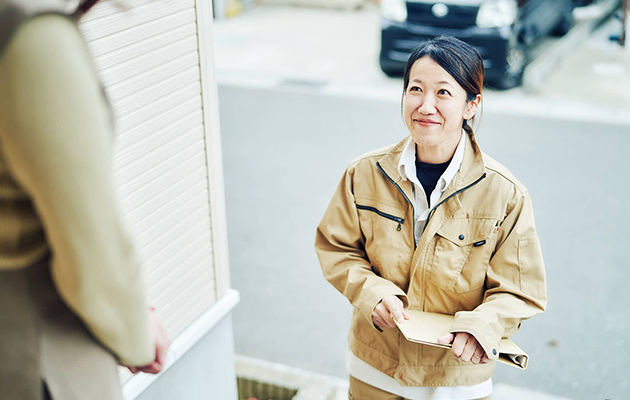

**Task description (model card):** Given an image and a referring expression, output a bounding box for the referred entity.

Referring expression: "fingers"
[471,347,485,365]
[136,362,162,374]
[437,332,455,345]
[451,332,469,358]
[450,332,488,364]
[371,296,407,329]
[145,311,171,374]
[460,338,477,363]
[121,311,172,376]
[154,326,170,368]
[382,296,406,323]
[372,310,390,329]
[372,302,396,328]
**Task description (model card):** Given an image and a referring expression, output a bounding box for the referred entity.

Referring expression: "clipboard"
[394,310,529,370]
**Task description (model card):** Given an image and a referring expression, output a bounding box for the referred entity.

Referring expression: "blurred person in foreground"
[0,0,169,399]
[315,36,547,400]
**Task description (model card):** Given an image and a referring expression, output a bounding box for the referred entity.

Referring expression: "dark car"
[379,0,576,89]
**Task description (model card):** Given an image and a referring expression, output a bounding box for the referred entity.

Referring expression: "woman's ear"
[464,94,482,120]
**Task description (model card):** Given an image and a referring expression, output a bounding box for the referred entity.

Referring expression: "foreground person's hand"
[372,295,410,329]
[437,332,489,364]
[127,310,171,374]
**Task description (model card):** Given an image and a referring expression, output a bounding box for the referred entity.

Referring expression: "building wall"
[79,0,237,397]
[134,315,238,400]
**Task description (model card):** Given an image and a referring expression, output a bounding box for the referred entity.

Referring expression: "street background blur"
[213,1,630,399]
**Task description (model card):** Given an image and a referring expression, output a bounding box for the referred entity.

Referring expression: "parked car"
[379,0,576,89]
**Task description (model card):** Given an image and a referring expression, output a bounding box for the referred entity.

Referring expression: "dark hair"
[74,0,101,17]
[402,36,484,135]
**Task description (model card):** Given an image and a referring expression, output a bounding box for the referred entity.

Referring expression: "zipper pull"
[397,220,402,231]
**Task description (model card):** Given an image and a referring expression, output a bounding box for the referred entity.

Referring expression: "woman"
[315,36,547,400]
[0,1,168,399]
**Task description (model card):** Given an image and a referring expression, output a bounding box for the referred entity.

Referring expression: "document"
[394,310,528,370]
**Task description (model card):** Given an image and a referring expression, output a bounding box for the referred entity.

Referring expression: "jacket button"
[458,234,465,240]
[492,349,497,355]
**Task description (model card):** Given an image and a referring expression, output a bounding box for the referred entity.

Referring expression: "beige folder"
[394,310,529,370]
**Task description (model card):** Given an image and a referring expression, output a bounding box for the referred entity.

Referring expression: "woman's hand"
[372,295,410,329]
[437,332,489,364]
[127,310,171,374]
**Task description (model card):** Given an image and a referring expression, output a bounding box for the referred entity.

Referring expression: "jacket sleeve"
[315,164,408,329]
[449,189,547,361]
[0,16,154,366]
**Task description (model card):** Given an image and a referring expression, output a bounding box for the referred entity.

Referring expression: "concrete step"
[235,354,576,400]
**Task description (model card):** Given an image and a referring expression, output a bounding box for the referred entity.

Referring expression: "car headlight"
[381,0,407,23]
[476,0,517,28]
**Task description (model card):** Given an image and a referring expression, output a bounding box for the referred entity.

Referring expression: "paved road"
[218,83,630,400]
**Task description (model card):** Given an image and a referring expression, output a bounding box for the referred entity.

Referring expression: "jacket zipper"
[422,172,487,234]
[356,205,404,231]
[376,162,414,239]
[376,162,414,208]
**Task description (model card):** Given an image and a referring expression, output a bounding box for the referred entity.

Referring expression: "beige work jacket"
[315,133,547,387]
[0,9,154,369]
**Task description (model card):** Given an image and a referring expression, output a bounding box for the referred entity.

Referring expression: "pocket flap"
[436,218,496,246]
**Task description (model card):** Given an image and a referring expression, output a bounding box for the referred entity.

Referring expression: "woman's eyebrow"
[411,78,453,87]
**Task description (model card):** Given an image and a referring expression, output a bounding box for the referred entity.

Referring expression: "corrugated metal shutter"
[79,0,218,343]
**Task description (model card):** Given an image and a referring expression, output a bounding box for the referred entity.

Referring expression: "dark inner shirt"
[415,159,450,205]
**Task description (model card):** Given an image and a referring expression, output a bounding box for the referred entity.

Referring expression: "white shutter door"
[79,0,219,343]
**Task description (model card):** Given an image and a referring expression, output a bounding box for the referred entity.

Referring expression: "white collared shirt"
[346,131,492,399]
[397,130,466,245]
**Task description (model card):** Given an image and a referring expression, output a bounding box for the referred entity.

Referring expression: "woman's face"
[403,56,480,162]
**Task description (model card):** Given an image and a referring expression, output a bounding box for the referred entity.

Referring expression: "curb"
[522,0,622,92]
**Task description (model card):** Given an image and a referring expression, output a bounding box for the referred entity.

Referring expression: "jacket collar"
[445,131,486,197]
[376,136,415,207]
[378,132,486,201]
[0,0,74,58]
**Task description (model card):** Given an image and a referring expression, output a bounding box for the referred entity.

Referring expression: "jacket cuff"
[449,311,502,361]
[358,285,408,332]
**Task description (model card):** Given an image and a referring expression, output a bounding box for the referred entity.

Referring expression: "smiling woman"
[315,36,547,400]
[403,56,479,163]
[401,38,482,163]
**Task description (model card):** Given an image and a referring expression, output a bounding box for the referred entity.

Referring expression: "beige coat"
[0,7,154,400]
[315,133,547,387]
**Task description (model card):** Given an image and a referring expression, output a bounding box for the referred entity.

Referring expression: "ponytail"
[463,120,475,138]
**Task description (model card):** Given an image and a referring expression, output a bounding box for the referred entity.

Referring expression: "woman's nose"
[418,94,437,114]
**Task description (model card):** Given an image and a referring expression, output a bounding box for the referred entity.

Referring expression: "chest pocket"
[431,217,497,293]
[356,200,411,287]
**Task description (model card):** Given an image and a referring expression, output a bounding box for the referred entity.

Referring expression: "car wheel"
[491,43,527,90]
[552,8,574,36]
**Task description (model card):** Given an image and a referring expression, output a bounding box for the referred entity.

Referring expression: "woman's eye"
[438,89,451,96]
[409,86,421,93]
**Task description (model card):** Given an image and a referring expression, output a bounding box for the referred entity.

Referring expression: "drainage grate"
[237,377,299,400]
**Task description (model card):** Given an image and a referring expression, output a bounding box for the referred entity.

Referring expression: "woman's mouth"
[415,118,440,126]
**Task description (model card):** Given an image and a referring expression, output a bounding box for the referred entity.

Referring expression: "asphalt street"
[218,83,630,400]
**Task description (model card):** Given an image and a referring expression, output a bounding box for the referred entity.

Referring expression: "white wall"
[81,0,238,397]
[134,315,238,400]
